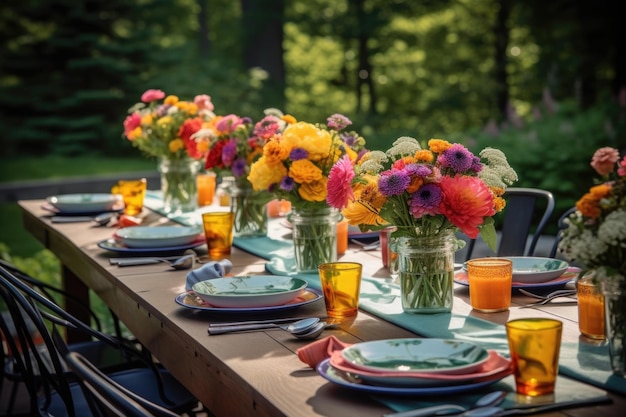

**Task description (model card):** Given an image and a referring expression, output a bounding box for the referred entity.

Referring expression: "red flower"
[178,118,204,159]
[438,175,495,238]
[205,140,227,170]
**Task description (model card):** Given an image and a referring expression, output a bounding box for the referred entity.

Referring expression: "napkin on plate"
[296,335,352,368]
[185,259,233,291]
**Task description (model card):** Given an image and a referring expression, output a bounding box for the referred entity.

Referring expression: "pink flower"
[141,89,165,103]
[194,94,214,112]
[438,175,495,238]
[590,147,620,176]
[216,114,244,133]
[618,156,626,177]
[123,113,141,139]
[326,155,355,209]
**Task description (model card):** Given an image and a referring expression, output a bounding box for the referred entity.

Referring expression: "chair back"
[548,206,577,258]
[64,351,179,417]
[461,187,555,260]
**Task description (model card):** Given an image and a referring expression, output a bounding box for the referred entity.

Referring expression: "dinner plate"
[329,350,511,387]
[46,193,121,213]
[174,288,322,313]
[454,268,579,290]
[506,257,569,283]
[97,238,206,254]
[114,225,204,248]
[41,201,124,216]
[341,338,489,375]
[316,359,504,395]
[191,275,308,308]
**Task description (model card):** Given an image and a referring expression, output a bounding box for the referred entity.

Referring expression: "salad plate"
[113,225,204,248]
[455,268,579,290]
[46,193,121,213]
[506,257,569,283]
[191,275,308,308]
[341,338,489,375]
[97,238,205,254]
[174,288,322,313]
[316,359,505,395]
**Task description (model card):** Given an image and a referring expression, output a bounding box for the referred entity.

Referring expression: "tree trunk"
[197,0,210,59]
[354,0,377,115]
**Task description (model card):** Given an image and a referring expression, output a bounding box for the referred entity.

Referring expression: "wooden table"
[17,199,626,417]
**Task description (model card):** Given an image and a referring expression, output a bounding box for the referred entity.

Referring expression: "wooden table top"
[17,199,626,417]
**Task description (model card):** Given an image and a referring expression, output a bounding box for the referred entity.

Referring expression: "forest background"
[1,0,625,265]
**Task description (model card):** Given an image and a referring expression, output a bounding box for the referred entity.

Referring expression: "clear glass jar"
[158,157,201,216]
[229,184,270,238]
[288,207,341,273]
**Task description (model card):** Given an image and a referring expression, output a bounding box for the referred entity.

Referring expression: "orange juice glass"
[197,172,217,206]
[467,257,512,312]
[111,178,147,216]
[267,199,291,217]
[336,219,348,256]
[576,275,605,339]
[318,262,362,319]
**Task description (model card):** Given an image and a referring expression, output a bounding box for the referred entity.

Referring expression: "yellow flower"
[169,139,185,153]
[157,116,173,127]
[248,156,287,191]
[415,150,434,163]
[282,114,297,124]
[298,178,327,202]
[289,159,323,184]
[282,122,332,162]
[164,95,179,105]
[262,140,289,164]
[428,138,452,153]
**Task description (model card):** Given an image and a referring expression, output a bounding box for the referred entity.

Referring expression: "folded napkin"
[296,335,352,368]
[329,349,512,382]
[185,259,233,291]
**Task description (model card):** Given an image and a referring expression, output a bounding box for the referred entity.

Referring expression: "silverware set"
[517,288,577,308]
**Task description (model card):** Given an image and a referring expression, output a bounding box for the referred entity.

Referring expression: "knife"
[109,256,182,265]
[208,316,326,327]
[458,396,611,416]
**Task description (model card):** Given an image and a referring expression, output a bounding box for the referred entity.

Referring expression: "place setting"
[97,224,207,255]
[43,193,125,222]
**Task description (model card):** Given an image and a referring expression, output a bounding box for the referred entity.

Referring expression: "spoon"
[382,390,507,417]
[292,321,334,340]
[208,317,321,335]
[116,250,196,270]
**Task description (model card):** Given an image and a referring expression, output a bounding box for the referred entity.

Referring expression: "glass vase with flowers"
[558,147,626,374]
[247,113,367,272]
[122,89,216,215]
[326,136,518,313]
[193,112,277,237]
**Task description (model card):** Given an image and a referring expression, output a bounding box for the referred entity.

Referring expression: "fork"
[518,289,577,308]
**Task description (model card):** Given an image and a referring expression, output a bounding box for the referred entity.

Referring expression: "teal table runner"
[143,193,626,396]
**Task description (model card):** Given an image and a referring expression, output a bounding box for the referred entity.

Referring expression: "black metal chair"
[459,187,555,261]
[548,206,577,259]
[63,350,180,417]
[0,264,200,417]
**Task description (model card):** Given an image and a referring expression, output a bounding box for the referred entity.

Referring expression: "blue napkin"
[185,259,233,291]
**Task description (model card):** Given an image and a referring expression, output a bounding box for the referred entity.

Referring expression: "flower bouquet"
[326,136,518,312]
[123,90,216,214]
[247,113,366,272]
[192,112,282,236]
[558,147,626,374]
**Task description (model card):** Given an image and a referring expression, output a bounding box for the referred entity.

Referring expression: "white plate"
[97,238,205,254]
[113,226,204,248]
[192,275,308,308]
[47,193,120,213]
[341,338,489,375]
[316,359,505,395]
[507,257,569,283]
[175,288,322,312]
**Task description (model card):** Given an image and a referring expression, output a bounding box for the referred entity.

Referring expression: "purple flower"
[438,144,474,173]
[280,176,295,191]
[156,104,170,117]
[232,157,247,177]
[290,148,308,161]
[409,183,442,217]
[340,132,358,146]
[327,114,352,130]
[378,170,410,196]
[469,156,483,173]
[221,139,237,167]
[404,163,432,178]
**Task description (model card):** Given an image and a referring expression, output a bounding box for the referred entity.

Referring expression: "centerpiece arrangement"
[326,136,518,313]
[192,110,291,237]
[123,89,216,215]
[247,113,366,272]
[558,146,626,374]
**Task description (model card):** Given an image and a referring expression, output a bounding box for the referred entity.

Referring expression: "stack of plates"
[98,225,205,254]
[44,193,123,216]
[176,275,323,313]
[317,338,512,395]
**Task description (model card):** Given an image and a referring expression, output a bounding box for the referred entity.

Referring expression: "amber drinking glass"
[318,262,362,319]
[201,212,234,258]
[111,178,147,216]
